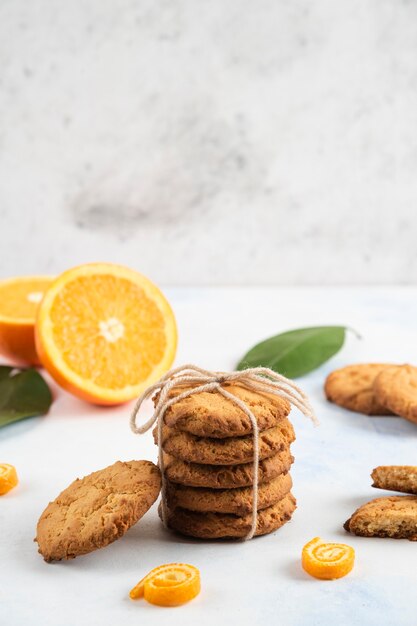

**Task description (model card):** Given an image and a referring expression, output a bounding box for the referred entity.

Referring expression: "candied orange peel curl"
[302,537,355,580]
[0,463,18,495]
[130,563,201,606]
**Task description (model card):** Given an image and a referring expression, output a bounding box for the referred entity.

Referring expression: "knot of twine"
[130,364,317,541]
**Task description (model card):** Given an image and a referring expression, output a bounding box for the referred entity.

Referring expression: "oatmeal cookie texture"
[161,493,297,539]
[344,495,417,541]
[324,364,394,415]
[157,382,291,438]
[165,472,292,516]
[372,466,417,495]
[35,460,161,562]
[154,420,295,465]
[373,364,417,425]
[163,450,294,489]
[154,380,299,538]
[139,369,309,540]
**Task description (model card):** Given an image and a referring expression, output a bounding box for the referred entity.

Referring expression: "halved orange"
[0,276,53,364]
[35,263,177,405]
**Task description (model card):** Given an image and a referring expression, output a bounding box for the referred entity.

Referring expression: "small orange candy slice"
[0,464,19,495]
[302,537,355,580]
[130,563,201,606]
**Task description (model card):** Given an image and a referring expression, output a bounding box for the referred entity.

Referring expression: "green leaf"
[237,326,348,378]
[0,366,52,428]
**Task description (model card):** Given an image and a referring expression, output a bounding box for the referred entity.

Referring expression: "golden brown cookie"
[373,365,417,425]
[154,420,295,465]
[161,492,296,539]
[165,472,292,516]
[324,364,394,415]
[156,382,291,438]
[372,466,417,495]
[163,449,294,489]
[35,460,161,562]
[344,495,417,541]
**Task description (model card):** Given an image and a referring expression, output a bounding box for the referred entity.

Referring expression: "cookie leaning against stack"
[35,460,161,561]
[153,383,297,539]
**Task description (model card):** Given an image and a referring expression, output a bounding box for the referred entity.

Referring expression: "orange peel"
[302,536,355,580]
[0,463,19,495]
[130,563,200,606]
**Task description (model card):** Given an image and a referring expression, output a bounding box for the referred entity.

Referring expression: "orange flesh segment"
[35,264,177,404]
[302,537,355,580]
[49,275,166,390]
[130,563,200,606]
[0,277,52,322]
[0,276,53,364]
[0,464,19,495]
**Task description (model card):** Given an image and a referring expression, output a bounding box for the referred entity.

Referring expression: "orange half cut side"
[35,263,177,405]
[0,276,53,364]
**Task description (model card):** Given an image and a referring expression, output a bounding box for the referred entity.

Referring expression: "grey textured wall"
[1,0,416,285]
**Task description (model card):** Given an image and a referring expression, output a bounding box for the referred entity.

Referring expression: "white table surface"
[1,287,417,626]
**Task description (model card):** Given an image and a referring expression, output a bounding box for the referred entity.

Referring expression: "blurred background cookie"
[373,364,417,425]
[324,364,395,415]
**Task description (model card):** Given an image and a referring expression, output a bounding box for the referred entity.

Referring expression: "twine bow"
[130,364,317,541]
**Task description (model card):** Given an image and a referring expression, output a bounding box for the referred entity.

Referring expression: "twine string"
[130,364,317,541]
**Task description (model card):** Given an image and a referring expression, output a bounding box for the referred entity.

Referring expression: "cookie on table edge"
[163,449,294,489]
[156,382,291,438]
[165,472,292,516]
[344,495,417,541]
[35,460,161,562]
[154,420,295,465]
[372,465,417,495]
[160,492,296,539]
[373,364,417,425]
[324,364,395,415]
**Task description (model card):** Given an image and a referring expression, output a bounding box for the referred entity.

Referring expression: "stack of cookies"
[153,383,297,539]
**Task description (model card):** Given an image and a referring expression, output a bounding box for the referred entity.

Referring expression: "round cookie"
[165,472,292,515]
[156,382,291,438]
[163,449,294,489]
[154,420,295,465]
[160,493,296,539]
[373,365,417,425]
[324,364,394,415]
[344,495,417,541]
[36,460,161,562]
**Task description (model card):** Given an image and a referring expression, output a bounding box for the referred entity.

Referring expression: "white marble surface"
[1,287,417,626]
[1,1,417,285]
